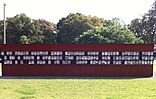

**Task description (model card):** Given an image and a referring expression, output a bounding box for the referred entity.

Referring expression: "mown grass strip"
[0,78,156,99]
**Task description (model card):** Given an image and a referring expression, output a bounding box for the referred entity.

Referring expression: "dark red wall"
[2,65,153,77]
[0,44,154,51]
[0,44,154,77]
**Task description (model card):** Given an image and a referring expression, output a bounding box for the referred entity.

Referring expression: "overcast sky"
[0,0,155,24]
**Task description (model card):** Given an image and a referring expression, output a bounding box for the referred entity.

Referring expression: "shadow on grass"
[0,76,152,80]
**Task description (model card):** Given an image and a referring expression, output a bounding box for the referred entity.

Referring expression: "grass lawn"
[0,78,156,99]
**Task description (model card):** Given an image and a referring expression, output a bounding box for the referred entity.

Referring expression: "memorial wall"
[0,44,154,77]
[1,51,153,65]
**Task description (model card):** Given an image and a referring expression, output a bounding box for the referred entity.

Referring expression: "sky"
[0,0,155,24]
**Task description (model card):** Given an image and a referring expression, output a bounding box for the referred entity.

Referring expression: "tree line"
[0,1,155,44]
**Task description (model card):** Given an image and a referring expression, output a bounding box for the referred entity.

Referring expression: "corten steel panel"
[2,65,153,77]
[0,44,154,77]
[0,44,154,51]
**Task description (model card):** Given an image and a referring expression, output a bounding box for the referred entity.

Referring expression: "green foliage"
[0,20,3,44]
[0,12,147,44]
[0,14,57,44]
[129,1,156,43]
[57,13,104,44]
[76,21,144,44]
[6,13,32,44]
[30,19,57,44]
[20,35,30,44]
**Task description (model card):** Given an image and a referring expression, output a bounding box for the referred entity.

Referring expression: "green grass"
[15,85,36,95]
[0,78,156,99]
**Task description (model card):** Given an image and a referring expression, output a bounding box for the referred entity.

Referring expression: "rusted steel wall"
[0,44,154,51]
[2,65,153,77]
[0,44,154,77]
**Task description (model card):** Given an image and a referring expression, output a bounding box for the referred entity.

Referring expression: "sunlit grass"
[0,78,156,99]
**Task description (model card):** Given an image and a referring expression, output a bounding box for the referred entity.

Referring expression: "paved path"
[153,72,156,79]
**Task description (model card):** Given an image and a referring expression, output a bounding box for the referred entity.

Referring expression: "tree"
[57,13,104,44]
[129,1,156,43]
[0,20,3,44]
[129,18,148,42]
[29,19,57,44]
[4,14,57,44]
[20,35,30,44]
[37,19,57,44]
[6,13,32,43]
[112,17,125,27]
[75,20,143,44]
